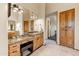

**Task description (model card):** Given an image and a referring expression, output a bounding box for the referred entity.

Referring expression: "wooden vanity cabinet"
[8,43,21,56]
[33,33,43,51]
[8,33,43,56]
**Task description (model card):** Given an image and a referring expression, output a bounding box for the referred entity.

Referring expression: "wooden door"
[60,12,67,46]
[59,9,75,48]
[24,21,29,32]
[66,9,74,48]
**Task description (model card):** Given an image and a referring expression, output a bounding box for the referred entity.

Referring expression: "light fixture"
[13,4,18,11]
[30,12,37,20]
[18,9,23,14]
[11,4,23,13]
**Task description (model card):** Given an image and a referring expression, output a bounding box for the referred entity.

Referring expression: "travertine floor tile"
[30,40,79,56]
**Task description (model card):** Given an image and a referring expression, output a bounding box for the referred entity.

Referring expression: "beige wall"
[46,3,79,50]
[0,3,8,56]
[38,4,46,44]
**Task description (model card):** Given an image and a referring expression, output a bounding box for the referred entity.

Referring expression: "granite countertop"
[28,32,43,36]
[8,35,34,45]
[8,32,43,45]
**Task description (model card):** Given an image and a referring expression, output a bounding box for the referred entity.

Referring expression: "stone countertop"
[28,32,43,36]
[8,35,34,45]
[8,32,43,45]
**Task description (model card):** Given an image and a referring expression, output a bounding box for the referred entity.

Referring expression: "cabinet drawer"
[9,49,20,53]
[9,49,20,56]
[10,52,20,56]
[9,44,19,48]
[9,43,20,56]
[9,46,20,51]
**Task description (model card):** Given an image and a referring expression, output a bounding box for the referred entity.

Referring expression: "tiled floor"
[30,40,79,56]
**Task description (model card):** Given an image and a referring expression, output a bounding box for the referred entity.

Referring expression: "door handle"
[65,29,67,31]
[68,26,72,28]
[65,28,67,31]
[65,26,67,31]
[65,26,67,28]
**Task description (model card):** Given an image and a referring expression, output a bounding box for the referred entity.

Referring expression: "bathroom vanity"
[8,32,43,56]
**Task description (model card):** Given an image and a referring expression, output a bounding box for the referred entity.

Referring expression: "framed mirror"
[8,20,16,31]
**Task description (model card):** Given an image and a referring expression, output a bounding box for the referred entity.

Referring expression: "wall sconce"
[8,3,23,17]
[30,12,37,20]
[11,4,23,13]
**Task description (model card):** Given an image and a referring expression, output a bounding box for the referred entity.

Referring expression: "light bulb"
[13,9,17,12]
[20,10,23,13]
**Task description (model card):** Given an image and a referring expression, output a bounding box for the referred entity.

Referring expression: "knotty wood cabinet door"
[59,9,75,48]
[33,33,43,51]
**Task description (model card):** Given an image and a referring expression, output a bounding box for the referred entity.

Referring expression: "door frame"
[46,11,58,43]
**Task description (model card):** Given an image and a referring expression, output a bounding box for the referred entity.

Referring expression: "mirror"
[30,20,34,31]
[8,20,16,31]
